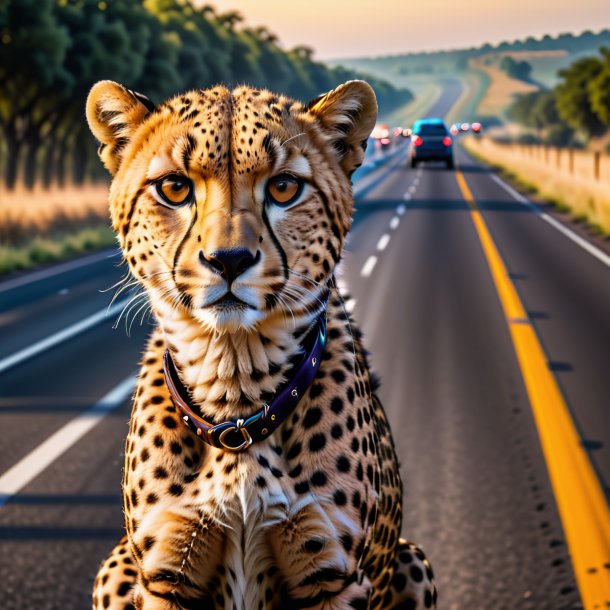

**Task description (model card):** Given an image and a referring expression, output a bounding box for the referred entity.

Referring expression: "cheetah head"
[86,80,377,333]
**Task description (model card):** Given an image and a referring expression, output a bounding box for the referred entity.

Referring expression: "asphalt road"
[1,80,608,609]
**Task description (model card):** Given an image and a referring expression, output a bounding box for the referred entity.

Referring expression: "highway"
[1,80,609,609]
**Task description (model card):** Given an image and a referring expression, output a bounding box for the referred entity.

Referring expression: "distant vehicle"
[460,122,470,132]
[471,122,482,134]
[371,123,392,149]
[450,123,460,136]
[409,118,454,169]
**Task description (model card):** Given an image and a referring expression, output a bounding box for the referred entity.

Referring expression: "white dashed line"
[0,249,120,294]
[376,234,391,252]
[389,216,400,230]
[490,173,610,269]
[335,278,348,295]
[360,255,378,278]
[344,298,357,313]
[0,299,128,375]
[408,185,417,194]
[58,288,69,295]
[403,192,411,200]
[397,204,406,215]
[0,374,136,507]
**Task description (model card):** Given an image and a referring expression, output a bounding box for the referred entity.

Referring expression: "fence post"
[545,146,550,164]
[594,151,601,181]
[569,148,574,175]
[556,147,561,169]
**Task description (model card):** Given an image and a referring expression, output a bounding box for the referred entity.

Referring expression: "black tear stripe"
[262,206,288,280]
[181,134,198,172]
[122,186,146,238]
[172,208,198,285]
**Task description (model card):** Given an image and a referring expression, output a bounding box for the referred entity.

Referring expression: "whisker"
[279,132,306,148]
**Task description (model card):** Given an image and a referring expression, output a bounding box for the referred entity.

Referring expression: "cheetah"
[86,79,436,609]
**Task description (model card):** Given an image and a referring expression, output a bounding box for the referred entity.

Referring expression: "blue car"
[409,118,454,169]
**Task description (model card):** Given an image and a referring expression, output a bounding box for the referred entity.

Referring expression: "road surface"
[1,79,608,609]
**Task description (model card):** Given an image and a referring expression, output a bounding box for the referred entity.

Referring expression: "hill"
[331,29,610,88]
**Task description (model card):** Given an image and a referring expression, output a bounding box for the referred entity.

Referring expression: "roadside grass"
[0,225,116,275]
[463,137,610,237]
[0,182,114,276]
[0,182,109,245]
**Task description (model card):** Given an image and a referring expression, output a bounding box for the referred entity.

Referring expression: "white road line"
[360,255,378,278]
[58,288,69,295]
[376,234,391,251]
[540,213,610,268]
[344,298,357,313]
[0,249,120,294]
[408,185,417,194]
[0,374,136,507]
[0,299,128,375]
[403,192,411,200]
[335,278,349,295]
[490,173,529,204]
[397,204,406,215]
[490,173,610,269]
[390,216,400,230]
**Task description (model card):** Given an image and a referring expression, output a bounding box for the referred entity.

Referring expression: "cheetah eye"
[156,175,193,207]
[266,174,304,207]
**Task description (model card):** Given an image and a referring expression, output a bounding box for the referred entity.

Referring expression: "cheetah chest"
[135,451,360,608]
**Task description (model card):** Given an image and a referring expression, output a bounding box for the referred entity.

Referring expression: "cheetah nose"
[199,248,260,284]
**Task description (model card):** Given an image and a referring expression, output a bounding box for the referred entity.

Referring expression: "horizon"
[203,0,610,60]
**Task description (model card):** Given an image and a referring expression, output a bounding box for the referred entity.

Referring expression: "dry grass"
[469,57,538,116]
[0,225,116,275]
[0,182,110,246]
[464,137,610,234]
[0,182,114,275]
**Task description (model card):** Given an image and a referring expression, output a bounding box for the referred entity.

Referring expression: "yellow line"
[455,168,610,610]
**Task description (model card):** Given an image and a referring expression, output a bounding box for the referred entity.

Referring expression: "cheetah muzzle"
[87,78,437,610]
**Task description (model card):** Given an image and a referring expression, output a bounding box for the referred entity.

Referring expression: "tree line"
[508,48,610,147]
[342,29,610,76]
[0,0,411,190]
[499,56,532,83]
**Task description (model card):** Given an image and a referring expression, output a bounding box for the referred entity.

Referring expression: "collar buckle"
[217,421,253,452]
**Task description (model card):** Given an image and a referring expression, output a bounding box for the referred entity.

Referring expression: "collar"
[163,310,327,452]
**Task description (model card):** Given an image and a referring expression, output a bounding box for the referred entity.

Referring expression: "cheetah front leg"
[93,536,137,610]
[382,539,437,610]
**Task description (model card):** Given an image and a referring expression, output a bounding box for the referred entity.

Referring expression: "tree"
[0,0,411,189]
[499,56,532,82]
[556,56,606,138]
[0,0,70,187]
[588,48,610,125]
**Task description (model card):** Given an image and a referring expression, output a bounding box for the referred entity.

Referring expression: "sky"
[205,0,610,59]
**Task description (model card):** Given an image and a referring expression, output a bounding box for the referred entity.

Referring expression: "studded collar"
[163,309,327,452]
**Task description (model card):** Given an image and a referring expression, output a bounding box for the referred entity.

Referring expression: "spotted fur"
[87,79,436,609]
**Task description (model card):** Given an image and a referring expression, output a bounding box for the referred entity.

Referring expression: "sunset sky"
[206,0,610,59]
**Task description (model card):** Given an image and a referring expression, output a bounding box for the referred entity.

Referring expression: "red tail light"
[442,136,452,147]
[413,135,424,147]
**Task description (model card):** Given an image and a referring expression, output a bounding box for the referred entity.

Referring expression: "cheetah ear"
[307,80,378,177]
[86,80,155,175]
